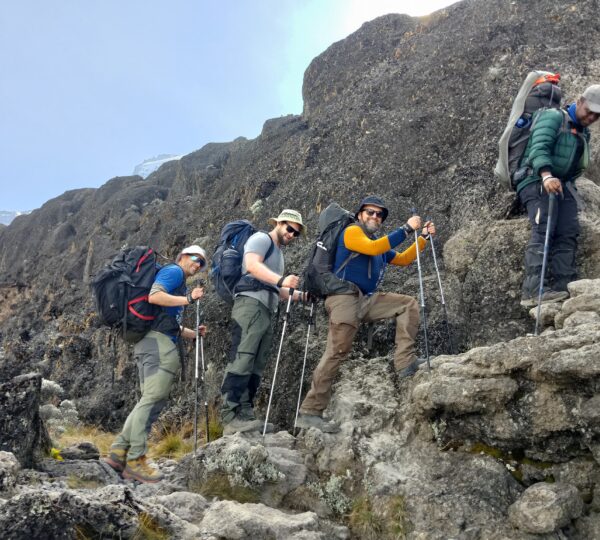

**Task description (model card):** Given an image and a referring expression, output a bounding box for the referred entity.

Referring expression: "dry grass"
[56,425,116,456]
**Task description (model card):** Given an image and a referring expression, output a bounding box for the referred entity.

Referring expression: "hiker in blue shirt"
[105,245,208,483]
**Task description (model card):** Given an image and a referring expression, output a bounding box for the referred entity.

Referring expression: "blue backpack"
[210,220,274,304]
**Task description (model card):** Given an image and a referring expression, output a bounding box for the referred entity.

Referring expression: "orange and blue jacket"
[332,224,426,295]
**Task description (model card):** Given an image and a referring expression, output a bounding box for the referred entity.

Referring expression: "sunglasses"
[285,224,301,237]
[189,255,206,267]
[363,209,384,218]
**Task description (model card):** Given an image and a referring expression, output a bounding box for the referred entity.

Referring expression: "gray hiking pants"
[220,296,275,424]
[111,330,180,460]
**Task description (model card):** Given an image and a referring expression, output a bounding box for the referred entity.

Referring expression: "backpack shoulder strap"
[264,234,275,261]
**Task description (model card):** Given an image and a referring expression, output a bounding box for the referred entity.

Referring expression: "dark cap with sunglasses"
[355,195,389,222]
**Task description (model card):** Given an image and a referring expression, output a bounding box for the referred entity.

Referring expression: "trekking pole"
[193,300,200,452]
[427,222,455,354]
[411,209,430,371]
[534,193,557,336]
[293,301,315,433]
[200,321,210,444]
[263,289,295,437]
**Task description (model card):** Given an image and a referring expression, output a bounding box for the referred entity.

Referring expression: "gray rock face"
[0,452,20,494]
[508,482,583,534]
[1,0,600,436]
[0,373,50,467]
[199,501,334,540]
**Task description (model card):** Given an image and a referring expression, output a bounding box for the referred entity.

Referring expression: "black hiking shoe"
[296,413,340,433]
[396,357,427,379]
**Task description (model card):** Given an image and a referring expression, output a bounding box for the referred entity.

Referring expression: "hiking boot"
[520,289,569,308]
[296,413,340,433]
[122,455,163,483]
[104,448,127,473]
[237,407,257,421]
[396,357,427,379]
[222,417,263,436]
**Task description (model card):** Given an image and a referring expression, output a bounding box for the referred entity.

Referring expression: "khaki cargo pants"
[300,292,419,415]
[111,330,180,460]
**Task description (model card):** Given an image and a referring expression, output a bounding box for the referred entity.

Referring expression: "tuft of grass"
[150,430,193,460]
[192,472,260,504]
[66,475,104,490]
[349,495,412,540]
[132,512,169,540]
[349,497,384,540]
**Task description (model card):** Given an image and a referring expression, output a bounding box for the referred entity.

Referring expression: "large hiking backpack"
[495,71,562,190]
[210,220,274,304]
[303,203,358,299]
[91,246,162,343]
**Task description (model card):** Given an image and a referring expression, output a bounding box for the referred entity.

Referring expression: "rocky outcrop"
[0,0,600,536]
[0,280,599,538]
[0,373,50,467]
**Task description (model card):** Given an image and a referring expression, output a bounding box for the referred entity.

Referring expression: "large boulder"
[0,373,50,467]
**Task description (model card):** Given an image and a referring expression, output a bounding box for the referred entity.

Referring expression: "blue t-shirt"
[152,264,186,339]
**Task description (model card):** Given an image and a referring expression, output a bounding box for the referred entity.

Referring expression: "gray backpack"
[495,71,562,190]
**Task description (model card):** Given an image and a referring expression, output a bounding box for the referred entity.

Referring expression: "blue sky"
[0,1,454,210]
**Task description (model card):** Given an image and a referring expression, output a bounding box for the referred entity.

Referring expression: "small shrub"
[193,472,260,504]
[132,512,169,540]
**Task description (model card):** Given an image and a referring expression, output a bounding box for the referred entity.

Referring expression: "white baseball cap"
[180,245,207,259]
[582,84,600,113]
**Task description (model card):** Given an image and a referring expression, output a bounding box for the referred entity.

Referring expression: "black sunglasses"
[363,209,384,218]
[189,255,206,267]
[285,224,301,237]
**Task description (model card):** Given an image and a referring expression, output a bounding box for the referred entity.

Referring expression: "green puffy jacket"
[516,108,590,193]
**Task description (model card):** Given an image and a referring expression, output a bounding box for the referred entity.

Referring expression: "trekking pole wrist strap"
[277,276,285,288]
[542,176,557,183]
[187,292,194,304]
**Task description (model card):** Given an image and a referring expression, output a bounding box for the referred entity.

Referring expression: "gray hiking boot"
[222,417,263,436]
[237,408,274,433]
[296,413,340,433]
[520,289,569,308]
[396,357,427,379]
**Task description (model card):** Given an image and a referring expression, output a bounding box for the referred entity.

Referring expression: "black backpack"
[303,203,359,299]
[210,220,274,305]
[495,71,562,190]
[91,246,163,343]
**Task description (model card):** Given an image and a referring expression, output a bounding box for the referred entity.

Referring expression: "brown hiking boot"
[122,455,163,483]
[104,448,127,473]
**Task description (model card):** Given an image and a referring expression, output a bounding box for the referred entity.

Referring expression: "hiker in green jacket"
[516,85,600,308]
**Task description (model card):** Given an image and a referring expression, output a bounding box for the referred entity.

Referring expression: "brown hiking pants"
[300,292,419,415]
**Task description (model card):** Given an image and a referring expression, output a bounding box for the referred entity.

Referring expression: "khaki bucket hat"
[268,209,306,236]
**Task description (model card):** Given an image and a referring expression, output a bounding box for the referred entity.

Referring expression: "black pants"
[518,182,579,297]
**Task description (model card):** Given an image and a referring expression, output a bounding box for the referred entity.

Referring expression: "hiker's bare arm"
[181,325,207,340]
[148,286,204,306]
[245,252,298,289]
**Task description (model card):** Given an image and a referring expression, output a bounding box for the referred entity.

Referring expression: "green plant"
[66,475,103,490]
[192,472,260,504]
[132,512,169,540]
[348,495,412,539]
